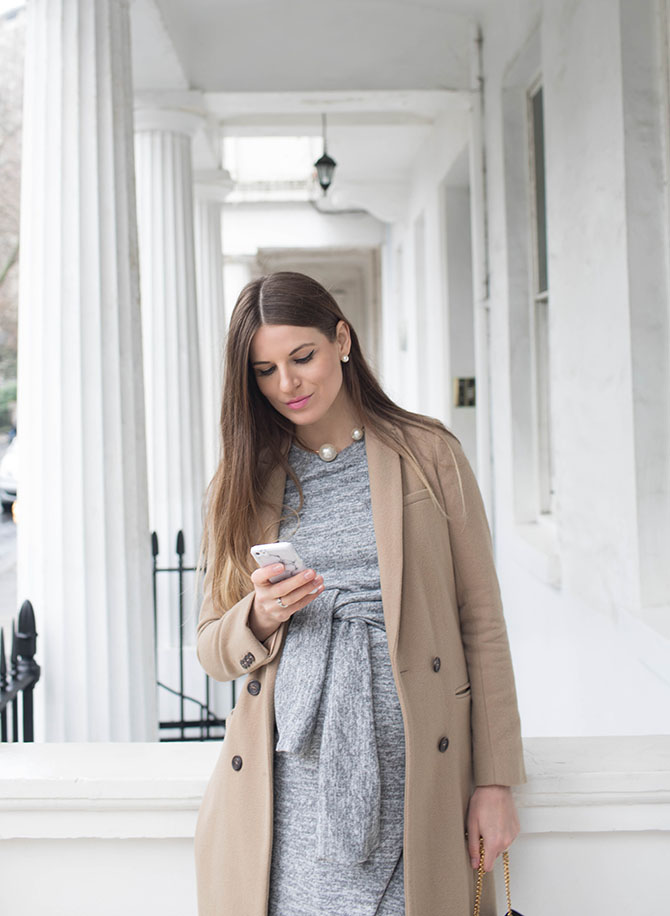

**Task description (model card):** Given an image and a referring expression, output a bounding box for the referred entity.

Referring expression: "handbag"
[473,838,525,916]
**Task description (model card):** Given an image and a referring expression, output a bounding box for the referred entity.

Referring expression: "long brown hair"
[201,271,450,609]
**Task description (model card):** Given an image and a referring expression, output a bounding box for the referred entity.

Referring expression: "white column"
[194,170,233,482]
[134,108,206,690]
[16,0,156,741]
[134,110,205,570]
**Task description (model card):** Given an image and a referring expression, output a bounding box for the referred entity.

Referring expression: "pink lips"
[286,395,312,410]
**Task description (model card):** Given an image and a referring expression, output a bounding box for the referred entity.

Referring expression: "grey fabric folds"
[274,587,384,865]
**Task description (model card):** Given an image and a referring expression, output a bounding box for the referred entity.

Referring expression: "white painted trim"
[134,107,204,136]
[194,169,234,202]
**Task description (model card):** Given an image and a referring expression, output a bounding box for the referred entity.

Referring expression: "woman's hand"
[466,785,520,872]
[248,564,324,642]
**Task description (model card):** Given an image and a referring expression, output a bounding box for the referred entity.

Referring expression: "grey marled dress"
[268,437,406,916]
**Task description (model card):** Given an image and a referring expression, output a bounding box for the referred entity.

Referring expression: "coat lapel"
[365,427,404,656]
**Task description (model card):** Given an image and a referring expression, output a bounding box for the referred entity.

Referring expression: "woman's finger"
[270,574,323,609]
[251,563,287,586]
[482,836,499,872]
[280,577,324,608]
[268,568,319,601]
[466,828,480,871]
[278,585,324,616]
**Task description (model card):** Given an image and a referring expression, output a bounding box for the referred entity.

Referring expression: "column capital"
[134,91,206,136]
[194,169,235,202]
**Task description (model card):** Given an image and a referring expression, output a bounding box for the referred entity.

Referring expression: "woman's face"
[249,322,350,427]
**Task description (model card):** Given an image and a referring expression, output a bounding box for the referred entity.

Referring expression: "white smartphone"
[250,541,306,583]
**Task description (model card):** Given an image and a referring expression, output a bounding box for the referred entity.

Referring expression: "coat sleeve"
[196,532,285,683]
[434,432,526,787]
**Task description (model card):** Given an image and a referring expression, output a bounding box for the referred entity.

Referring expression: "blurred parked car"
[0,436,17,512]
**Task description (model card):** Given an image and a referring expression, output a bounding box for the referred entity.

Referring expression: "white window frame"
[527,79,554,516]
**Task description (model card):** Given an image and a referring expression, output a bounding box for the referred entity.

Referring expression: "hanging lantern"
[314,114,336,195]
[314,151,336,194]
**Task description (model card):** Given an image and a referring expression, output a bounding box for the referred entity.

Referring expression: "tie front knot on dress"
[274,587,386,865]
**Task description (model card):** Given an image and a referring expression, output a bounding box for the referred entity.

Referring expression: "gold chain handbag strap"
[473,837,514,916]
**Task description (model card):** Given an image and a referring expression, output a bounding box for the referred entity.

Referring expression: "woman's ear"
[335,320,351,357]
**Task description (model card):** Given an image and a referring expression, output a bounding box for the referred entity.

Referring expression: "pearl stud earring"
[341,354,350,363]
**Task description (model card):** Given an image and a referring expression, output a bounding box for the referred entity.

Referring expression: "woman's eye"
[255,350,314,376]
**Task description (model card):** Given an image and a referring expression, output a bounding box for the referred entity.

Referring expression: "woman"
[195,271,525,916]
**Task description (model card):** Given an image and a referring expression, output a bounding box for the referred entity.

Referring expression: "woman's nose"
[278,366,300,393]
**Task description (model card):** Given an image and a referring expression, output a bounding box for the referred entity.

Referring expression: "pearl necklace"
[308,427,365,462]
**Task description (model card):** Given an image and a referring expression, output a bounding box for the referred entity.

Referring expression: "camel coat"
[195,423,526,916]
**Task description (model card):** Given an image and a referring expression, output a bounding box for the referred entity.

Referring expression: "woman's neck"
[295,393,361,454]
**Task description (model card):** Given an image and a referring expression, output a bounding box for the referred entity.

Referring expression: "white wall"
[475,0,670,737]
[0,743,216,916]
[222,201,385,257]
[443,179,477,459]
[618,0,670,615]
[1,739,667,915]
[382,108,473,438]
[541,0,638,615]
[378,0,670,738]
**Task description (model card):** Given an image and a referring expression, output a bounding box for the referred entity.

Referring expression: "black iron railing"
[152,530,228,741]
[0,600,40,742]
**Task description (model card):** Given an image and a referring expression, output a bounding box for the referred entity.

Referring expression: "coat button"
[432,657,441,672]
[240,652,255,670]
[438,736,449,753]
[247,680,261,696]
[231,755,243,771]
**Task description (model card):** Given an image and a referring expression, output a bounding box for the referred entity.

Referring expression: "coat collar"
[258,426,404,654]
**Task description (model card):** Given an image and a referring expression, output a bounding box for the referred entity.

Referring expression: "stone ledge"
[1,736,668,839]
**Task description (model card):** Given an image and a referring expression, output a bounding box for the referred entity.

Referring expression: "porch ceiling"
[130,0,486,211]
[136,0,491,93]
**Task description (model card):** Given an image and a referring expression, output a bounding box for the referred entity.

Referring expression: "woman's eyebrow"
[251,342,316,365]
[288,341,316,355]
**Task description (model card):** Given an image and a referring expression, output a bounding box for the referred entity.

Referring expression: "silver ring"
[276,597,288,608]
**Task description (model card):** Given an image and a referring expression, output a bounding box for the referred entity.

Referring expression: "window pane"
[534,299,554,512]
[531,87,548,294]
